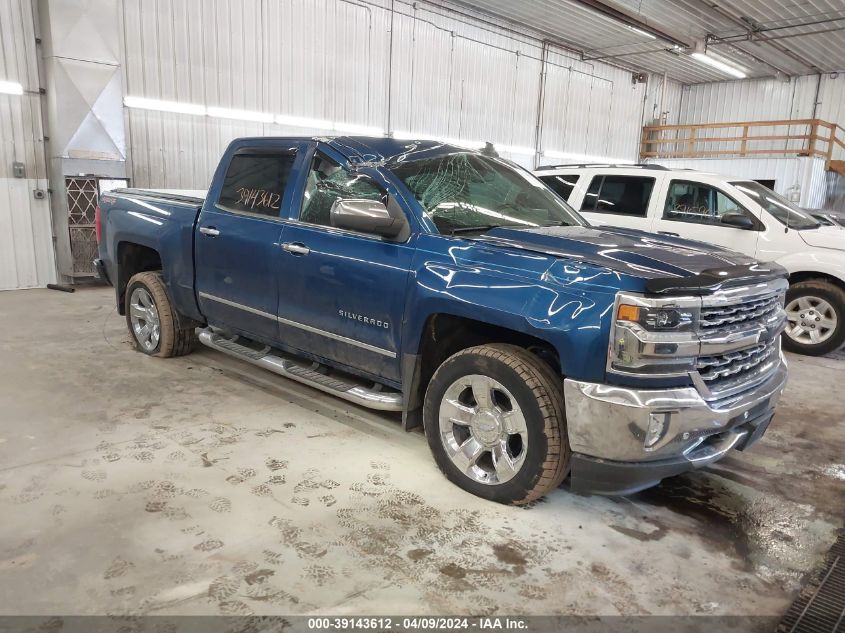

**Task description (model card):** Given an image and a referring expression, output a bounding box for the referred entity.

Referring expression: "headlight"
[616,303,698,332]
[609,292,701,377]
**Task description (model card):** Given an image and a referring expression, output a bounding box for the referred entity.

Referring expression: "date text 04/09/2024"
[306,617,529,630]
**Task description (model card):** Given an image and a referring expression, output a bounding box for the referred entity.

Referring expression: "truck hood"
[475,225,785,293]
[799,226,845,251]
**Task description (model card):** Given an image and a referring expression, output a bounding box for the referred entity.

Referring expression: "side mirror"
[720,212,755,229]
[330,198,404,238]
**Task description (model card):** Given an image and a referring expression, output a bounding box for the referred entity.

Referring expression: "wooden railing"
[640,119,845,168]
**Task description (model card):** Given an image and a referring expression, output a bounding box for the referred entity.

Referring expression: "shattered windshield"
[731,181,820,230]
[389,152,586,234]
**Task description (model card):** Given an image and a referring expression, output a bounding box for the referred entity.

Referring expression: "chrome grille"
[700,292,783,329]
[697,339,779,384]
[695,286,786,399]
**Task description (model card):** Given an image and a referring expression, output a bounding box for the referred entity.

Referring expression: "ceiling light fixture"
[333,122,384,136]
[0,80,24,95]
[691,52,747,78]
[392,131,536,155]
[123,97,381,135]
[275,114,333,130]
[543,150,635,164]
[124,96,207,116]
[626,25,656,40]
[207,106,274,123]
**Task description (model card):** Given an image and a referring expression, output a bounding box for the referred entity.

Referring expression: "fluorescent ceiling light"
[497,144,536,156]
[690,52,747,79]
[275,114,333,130]
[0,80,24,95]
[124,96,383,136]
[626,25,656,40]
[124,96,207,116]
[393,131,532,153]
[393,130,482,147]
[543,149,635,164]
[208,106,274,123]
[333,122,384,136]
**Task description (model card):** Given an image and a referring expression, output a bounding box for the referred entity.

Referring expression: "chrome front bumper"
[563,355,787,494]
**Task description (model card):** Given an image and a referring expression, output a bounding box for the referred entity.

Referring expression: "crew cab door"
[194,142,308,341]
[651,178,763,255]
[275,146,414,383]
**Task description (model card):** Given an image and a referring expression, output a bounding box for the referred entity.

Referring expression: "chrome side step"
[197,328,403,411]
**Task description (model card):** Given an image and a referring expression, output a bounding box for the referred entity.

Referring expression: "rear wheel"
[125,271,194,357]
[423,344,570,505]
[783,279,845,356]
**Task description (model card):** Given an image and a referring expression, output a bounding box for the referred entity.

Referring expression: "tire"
[423,344,570,505]
[124,271,194,358]
[783,279,845,356]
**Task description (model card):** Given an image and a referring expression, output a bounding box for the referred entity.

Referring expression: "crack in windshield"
[389,152,585,235]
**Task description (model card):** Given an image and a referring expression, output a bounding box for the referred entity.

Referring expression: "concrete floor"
[0,286,843,617]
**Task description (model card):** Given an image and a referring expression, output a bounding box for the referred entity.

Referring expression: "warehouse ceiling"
[449,0,845,83]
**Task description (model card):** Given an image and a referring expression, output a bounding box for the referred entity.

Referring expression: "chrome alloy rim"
[785,295,837,345]
[438,374,528,485]
[129,287,161,351]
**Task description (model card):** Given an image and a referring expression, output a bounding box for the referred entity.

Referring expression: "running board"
[197,328,403,411]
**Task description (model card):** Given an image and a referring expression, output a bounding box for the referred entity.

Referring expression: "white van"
[535,164,845,356]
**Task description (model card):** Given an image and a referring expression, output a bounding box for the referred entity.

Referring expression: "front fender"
[775,250,845,285]
[403,238,629,383]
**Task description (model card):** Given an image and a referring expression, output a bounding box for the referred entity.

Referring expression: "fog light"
[645,412,670,450]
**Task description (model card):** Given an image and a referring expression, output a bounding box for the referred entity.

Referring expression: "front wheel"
[783,279,845,356]
[423,344,570,505]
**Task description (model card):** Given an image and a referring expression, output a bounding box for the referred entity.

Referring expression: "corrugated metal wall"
[0,0,56,290]
[120,0,649,186]
[675,74,845,159]
[537,47,646,164]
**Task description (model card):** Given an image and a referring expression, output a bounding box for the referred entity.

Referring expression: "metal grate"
[66,177,99,275]
[778,531,845,633]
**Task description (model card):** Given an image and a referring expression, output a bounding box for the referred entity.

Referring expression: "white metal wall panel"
[674,76,822,155]
[0,0,56,290]
[122,0,649,185]
[673,74,845,160]
[537,48,645,165]
[815,74,845,162]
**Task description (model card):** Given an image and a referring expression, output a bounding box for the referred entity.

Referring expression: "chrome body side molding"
[197,291,397,358]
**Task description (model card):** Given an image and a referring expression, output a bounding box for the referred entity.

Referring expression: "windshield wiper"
[447,225,502,236]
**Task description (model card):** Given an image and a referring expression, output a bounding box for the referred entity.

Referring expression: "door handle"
[199,226,220,237]
[657,231,680,237]
[282,242,310,256]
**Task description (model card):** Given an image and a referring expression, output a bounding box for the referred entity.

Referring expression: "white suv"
[535,164,845,356]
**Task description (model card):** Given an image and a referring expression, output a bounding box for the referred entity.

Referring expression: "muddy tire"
[423,344,570,505]
[125,271,194,357]
[783,279,845,356]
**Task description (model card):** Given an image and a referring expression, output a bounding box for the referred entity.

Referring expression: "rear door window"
[539,174,580,202]
[580,175,654,217]
[218,151,297,217]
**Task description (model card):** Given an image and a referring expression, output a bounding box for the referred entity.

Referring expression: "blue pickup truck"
[95,136,789,504]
